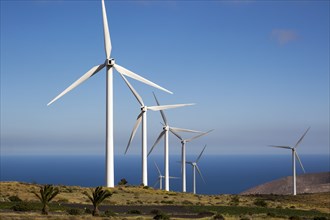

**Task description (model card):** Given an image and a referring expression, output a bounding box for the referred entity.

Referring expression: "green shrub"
[313,217,327,220]
[128,209,142,214]
[118,178,128,186]
[66,208,82,215]
[12,203,34,211]
[143,186,150,189]
[153,212,170,220]
[253,199,267,207]
[8,195,22,202]
[84,208,92,214]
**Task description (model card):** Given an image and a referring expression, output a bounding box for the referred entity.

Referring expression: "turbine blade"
[147,103,195,111]
[169,176,180,179]
[196,145,207,162]
[101,0,111,58]
[269,145,292,150]
[170,127,203,133]
[153,179,160,188]
[295,151,306,173]
[196,165,206,184]
[124,112,143,154]
[119,73,144,106]
[154,161,162,176]
[114,64,173,94]
[186,129,214,142]
[47,64,105,106]
[148,130,165,156]
[294,127,311,148]
[169,128,183,140]
[153,92,167,125]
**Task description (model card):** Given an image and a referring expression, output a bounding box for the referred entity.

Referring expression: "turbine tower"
[148,93,200,191]
[171,130,213,192]
[153,161,179,190]
[120,74,193,186]
[48,0,172,188]
[187,145,207,194]
[270,127,310,195]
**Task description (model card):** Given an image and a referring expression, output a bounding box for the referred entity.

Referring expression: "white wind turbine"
[269,127,310,195]
[47,0,172,188]
[153,161,179,190]
[171,130,213,192]
[148,93,201,191]
[187,145,207,194]
[120,74,194,186]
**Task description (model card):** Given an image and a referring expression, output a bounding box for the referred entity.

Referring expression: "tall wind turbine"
[47,0,172,188]
[120,74,194,186]
[153,161,179,190]
[171,130,213,192]
[270,127,310,195]
[187,145,207,194]
[148,93,201,191]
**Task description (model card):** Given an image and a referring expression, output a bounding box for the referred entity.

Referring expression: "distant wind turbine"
[269,127,310,195]
[171,130,213,192]
[148,93,200,191]
[47,0,172,188]
[153,161,179,190]
[187,145,207,194]
[120,74,194,186]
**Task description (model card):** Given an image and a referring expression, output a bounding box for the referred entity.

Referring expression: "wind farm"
[1,0,329,219]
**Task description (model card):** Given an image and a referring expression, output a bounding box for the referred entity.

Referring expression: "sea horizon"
[1,154,329,195]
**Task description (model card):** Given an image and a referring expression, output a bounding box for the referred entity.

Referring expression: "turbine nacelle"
[106,58,115,66]
[181,140,187,144]
[141,106,148,112]
[163,125,169,131]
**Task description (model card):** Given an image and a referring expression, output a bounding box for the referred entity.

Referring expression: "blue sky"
[1,0,329,156]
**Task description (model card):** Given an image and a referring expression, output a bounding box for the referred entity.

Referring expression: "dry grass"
[1,181,329,220]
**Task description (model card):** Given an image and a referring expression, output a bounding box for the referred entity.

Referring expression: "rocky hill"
[241,172,330,195]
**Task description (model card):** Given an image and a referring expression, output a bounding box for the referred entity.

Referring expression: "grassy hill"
[1,181,329,219]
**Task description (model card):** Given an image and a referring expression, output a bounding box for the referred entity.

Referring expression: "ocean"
[1,154,329,195]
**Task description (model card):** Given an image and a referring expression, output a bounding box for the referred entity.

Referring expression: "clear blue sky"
[1,0,329,156]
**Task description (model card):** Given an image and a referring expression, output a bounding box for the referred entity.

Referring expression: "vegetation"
[0,181,329,220]
[33,184,60,215]
[118,178,128,186]
[83,186,112,216]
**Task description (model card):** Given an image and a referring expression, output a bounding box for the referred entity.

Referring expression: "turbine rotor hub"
[107,58,115,66]
[141,106,147,112]
[163,125,169,131]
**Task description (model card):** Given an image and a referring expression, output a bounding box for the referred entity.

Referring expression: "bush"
[143,186,150,189]
[118,178,128,186]
[84,208,92,214]
[12,203,34,211]
[8,195,22,202]
[213,213,225,220]
[66,208,82,215]
[153,212,170,220]
[313,217,327,220]
[127,209,142,214]
[289,216,301,220]
[254,199,267,207]
[105,209,117,216]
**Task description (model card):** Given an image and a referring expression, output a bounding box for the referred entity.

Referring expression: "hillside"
[241,172,330,195]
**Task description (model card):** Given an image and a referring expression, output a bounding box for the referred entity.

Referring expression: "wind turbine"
[269,127,310,195]
[187,145,207,194]
[47,0,172,188]
[153,161,179,190]
[148,93,201,191]
[120,74,194,186]
[171,130,213,192]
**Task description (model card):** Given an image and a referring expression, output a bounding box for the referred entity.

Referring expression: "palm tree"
[84,186,113,216]
[33,184,60,215]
